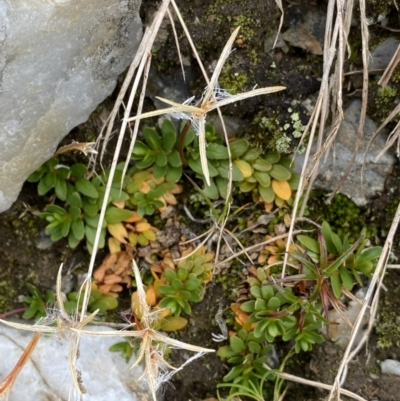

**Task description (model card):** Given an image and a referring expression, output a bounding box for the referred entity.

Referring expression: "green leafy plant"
[109,341,136,363]
[64,286,118,314]
[217,328,274,399]
[23,284,56,320]
[131,119,183,183]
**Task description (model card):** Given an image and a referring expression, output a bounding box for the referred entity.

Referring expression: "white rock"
[381,359,400,376]
[0,0,143,212]
[295,99,396,205]
[0,323,152,400]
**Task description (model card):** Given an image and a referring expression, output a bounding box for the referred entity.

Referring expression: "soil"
[1,0,400,401]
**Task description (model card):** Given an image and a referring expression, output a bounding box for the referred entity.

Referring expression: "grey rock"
[381,359,400,376]
[295,99,396,205]
[369,37,400,72]
[281,7,326,55]
[0,323,151,400]
[326,288,368,348]
[0,0,143,212]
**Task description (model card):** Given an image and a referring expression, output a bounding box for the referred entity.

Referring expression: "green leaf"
[242,149,259,162]
[155,150,168,167]
[157,285,176,296]
[135,153,155,169]
[68,231,81,248]
[259,185,275,203]
[90,295,118,313]
[297,235,320,254]
[331,233,343,254]
[166,165,183,183]
[161,119,177,151]
[70,163,88,180]
[75,178,98,199]
[71,219,85,240]
[217,345,238,359]
[264,151,281,164]
[269,164,291,180]
[330,271,342,298]
[340,267,354,291]
[357,246,382,263]
[230,335,246,354]
[160,316,188,332]
[109,188,129,203]
[143,127,161,150]
[215,176,229,199]
[203,179,219,200]
[253,158,272,172]
[188,157,219,177]
[38,173,56,195]
[67,191,82,208]
[55,178,67,201]
[46,204,67,215]
[105,207,133,224]
[206,143,229,160]
[229,139,249,159]
[167,149,183,168]
[131,141,150,157]
[254,171,271,188]
[267,296,280,310]
[164,268,177,284]
[153,163,168,179]
[240,300,256,313]
[321,221,336,255]
[83,200,99,217]
[23,305,39,320]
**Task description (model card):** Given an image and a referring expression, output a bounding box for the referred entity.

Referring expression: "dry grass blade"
[54,142,98,157]
[378,43,400,87]
[265,366,368,401]
[0,332,40,398]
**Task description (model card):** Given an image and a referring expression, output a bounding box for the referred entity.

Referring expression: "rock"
[281,7,326,55]
[0,323,152,400]
[295,99,396,205]
[326,288,369,348]
[381,359,400,376]
[0,0,143,213]
[369,37,400,72]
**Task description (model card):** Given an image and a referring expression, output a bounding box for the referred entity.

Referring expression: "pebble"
[381,359,400,376]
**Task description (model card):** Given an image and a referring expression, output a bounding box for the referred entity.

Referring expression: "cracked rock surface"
[0,0,142,212]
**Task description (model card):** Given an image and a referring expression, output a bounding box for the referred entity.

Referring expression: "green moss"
[308,191,377,242]
[220,64,249,95]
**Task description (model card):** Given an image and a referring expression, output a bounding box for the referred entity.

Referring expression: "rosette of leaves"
[27,157,70,199]
[183,123,245,199]
[240,269,296,343]
[131,119,183,183]
[125,167,181,216]
[234,150,299,207]
[217,329,274,399]
[38,162,133,253]
[64,284,118,314]
[294,221,382,300]
[155,247,214,317]
[22,284,56,320]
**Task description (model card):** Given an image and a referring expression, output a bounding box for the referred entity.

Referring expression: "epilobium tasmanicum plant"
[217,221,382,399]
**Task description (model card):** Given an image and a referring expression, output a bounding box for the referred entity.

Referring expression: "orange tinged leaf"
[146,286,157,306]
[108,237,122,254]
[124,211,142,223]
[135,222,152,232]
[264,202,274,213]
[112,200,125,209]
[271,179,291,200]
[107,223,128,244]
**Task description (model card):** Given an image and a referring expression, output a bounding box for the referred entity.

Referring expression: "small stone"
[369,37,400,72]
[381,359,400,376]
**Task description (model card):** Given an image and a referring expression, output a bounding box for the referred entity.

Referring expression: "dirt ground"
[1,0,400,400]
